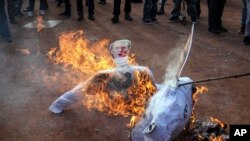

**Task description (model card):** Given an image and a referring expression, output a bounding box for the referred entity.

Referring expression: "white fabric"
[131,77,193,141]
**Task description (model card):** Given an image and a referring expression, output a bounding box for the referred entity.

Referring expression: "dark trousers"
[29,0,48,11]
[170,0,197,17]
[0,0,11,38]
[207,0,226,30]
[7,0,16,21]
[77,0,94,16]
[64,0,94,15]
[196,0,201,17]
[113,0,131,16]
[143,0,158,20]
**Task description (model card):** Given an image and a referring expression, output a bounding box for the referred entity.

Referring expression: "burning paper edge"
[23,20,62,28]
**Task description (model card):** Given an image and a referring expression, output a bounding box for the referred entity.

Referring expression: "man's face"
[111,44,130,58]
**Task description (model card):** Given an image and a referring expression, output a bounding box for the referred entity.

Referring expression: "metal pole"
[178,72,250,86]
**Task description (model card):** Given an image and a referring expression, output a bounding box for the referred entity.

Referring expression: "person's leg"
[88,0,95,20]
[169,0,181,22]
[150,0,158,22]
[0,0,12,42]
[40,0,48,15]
[77,0,84,21]
[207,0,220,34]
[216,0,227,31]
[186,0,198,23]
[157,0,167,15]
[112,0,121,23]
[59,0,71,17]
[124,0,133,21]
[243,0,250,45]
[143,0,153,24]
[239,0,247,34]
[7,0,16,23]
[16,0,24,16]
[196,0,201,18]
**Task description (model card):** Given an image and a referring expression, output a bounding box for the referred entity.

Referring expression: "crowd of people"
[0,0,248,45]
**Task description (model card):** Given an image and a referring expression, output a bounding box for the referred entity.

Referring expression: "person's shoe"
[10,19,17,24]
[88,14,95,21]
[77,16,84,21]
[151,18,159,23]
[23,7,30,12]
[217,25,228,32]
[243,36,250,45]
[191,16,197,23]
[143,19,153,25]
[208,28,221,34]
[238,24,245,34]
[40,10,46,16]
[168,16,179,22]
[157,7,164,15]
[125,13,133,21]
[111,16,119,23]
[56,1,63,6]
[16,11,24,16]
[59,11,71,17]
[28,11,34,17]
[4,36,13,43]
[98,1,106,5]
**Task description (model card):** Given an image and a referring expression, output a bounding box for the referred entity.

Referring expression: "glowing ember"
[83,70,157,128]
[36,16,45,32]
[209,135,224,141]
[210,117,226,129]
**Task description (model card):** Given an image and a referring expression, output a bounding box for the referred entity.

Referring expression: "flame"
[209,135,224,141]
[193,86,208,103]
[36,16,45,32]
[48,30,136,76]
[83,70,157,128]
[48,30,151,127]
[210,117,226,128]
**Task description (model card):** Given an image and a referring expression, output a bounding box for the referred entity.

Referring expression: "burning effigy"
[48,24,229,141]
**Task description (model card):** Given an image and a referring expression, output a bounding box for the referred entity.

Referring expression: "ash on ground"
[175,115,230,141]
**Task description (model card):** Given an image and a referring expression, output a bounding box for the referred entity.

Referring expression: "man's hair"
[109,39,131,50]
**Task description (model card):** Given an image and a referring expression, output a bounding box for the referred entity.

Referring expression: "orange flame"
[193,86,208,103]
[209,135,224,141]
[36,16,45,32]
[48,30,151,127]
[48,30,136,76]
[210,117,226,128]
[83,70,157,128]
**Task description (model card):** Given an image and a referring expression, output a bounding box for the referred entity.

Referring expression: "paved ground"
[0,0,249,141]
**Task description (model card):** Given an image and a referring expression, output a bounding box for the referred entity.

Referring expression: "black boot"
[243,36,250,45]
[88,14,95,21]
[111,16,119,23]
[238,24,245,34]
[59,11,71,17]
[125,13,133,21]
[77,15,84,21]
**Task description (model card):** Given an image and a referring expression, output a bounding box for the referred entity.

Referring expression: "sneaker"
[151,18,159,23]
[243,36,250,45]
[143,19,153,25]
[168,16,178,22]
[208,28,221,34]
[157,7,164,15]
[217,25,228,32]
[191,16,197,23]
[125,13,133,21]
[111,16,119,23]
[40,10,45,16]
[98,1,106,5]
[238,24,245,34]
[28,11,34,17]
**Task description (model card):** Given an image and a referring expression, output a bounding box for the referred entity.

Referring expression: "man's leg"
[124,0,133,21]
[207,0,220,34]
[88,0,95,20]
[112,0,121,23]
[168,0,181,22]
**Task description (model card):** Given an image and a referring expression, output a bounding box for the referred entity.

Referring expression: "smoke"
[162,37,186,87]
